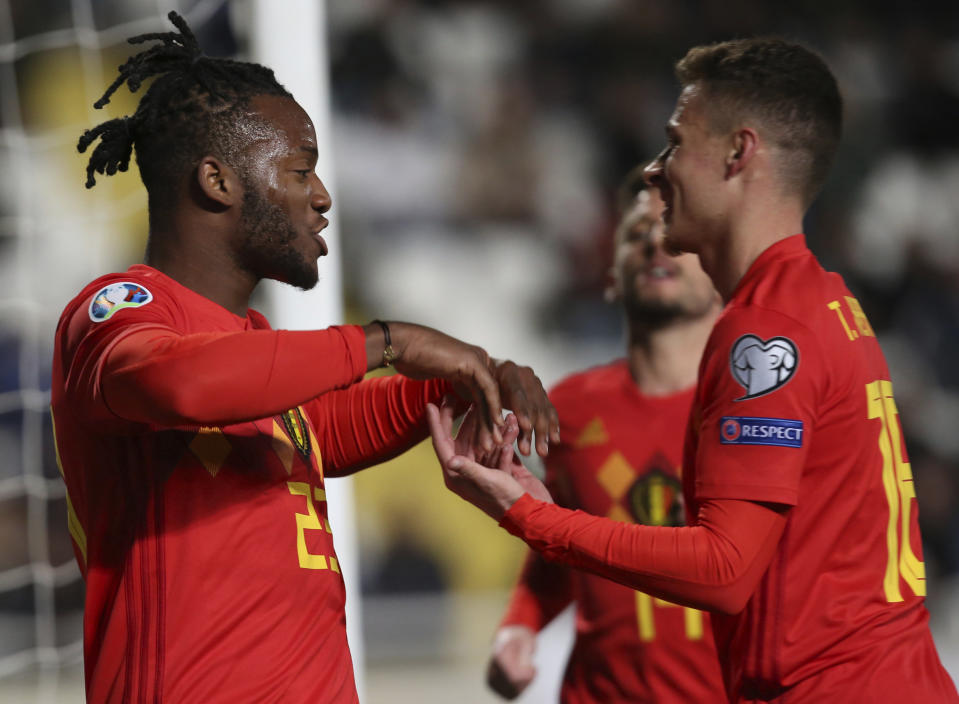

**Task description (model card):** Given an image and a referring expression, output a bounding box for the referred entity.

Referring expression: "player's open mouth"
[311,218,330,256]
[313,233,328,257]
[641,255,678,280]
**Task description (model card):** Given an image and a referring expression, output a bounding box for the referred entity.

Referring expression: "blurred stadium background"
[1,0,957,701]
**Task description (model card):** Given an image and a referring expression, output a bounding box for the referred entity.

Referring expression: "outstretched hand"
[491,359,560,457]
[487,625,537,700]
[427,400,552,521]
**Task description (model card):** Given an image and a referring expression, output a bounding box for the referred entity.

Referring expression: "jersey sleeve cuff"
[333,324,370,383]
[499,493,542,537]
[499,592,548,631]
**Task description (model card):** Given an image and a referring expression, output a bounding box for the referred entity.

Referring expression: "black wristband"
[372,320,397,367]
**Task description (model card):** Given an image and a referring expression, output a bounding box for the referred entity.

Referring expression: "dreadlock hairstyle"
[78,11,292,211]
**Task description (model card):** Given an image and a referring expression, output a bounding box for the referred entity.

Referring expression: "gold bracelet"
[372,320,397,367]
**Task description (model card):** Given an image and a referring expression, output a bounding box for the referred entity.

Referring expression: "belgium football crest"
[627,466,684,527]
[280,407,312,459]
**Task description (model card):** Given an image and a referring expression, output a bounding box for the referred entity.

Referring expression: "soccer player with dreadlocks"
[52,12,558,703]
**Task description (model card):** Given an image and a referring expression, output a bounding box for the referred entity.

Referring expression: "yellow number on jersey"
[635,591,704,641]
[866,381,924,601]
[287,482,339,572]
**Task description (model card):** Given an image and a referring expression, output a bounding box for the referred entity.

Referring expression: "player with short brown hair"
[429,37,958,703]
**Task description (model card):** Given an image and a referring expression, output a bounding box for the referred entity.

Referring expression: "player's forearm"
[316,375,461,476]
[500,496,786,615]
[101,325,366,426]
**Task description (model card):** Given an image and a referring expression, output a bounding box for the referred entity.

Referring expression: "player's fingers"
[497,444,516,472]
[426,403,456,465]
[448,399,473,449]
[468,414,494,456]
[440,396,458,428]
[471,360,504,442]
[494,360,556,456]
[477,416,518,467]
[496,375,532,455]
[440,392,458,414]
[514,408,533,457]
[486,659,528,700]
[501,413,520,447]
[534,402,560,457]
[549,403,561,445]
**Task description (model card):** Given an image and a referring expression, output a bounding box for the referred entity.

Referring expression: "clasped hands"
[373,322,559,456]
[427,398,554,521]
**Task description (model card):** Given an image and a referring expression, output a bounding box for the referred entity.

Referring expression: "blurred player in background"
[486,169,725,702]
[51,12,557,704]
[429,37,959,702]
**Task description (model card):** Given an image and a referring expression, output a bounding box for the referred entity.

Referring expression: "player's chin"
[634,278,676,302]
[635,292,678,313]
[294,265,320,291]
[274,256,320,291]
[294,244,322,287]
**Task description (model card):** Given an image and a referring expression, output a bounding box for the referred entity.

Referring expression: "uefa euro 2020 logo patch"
[88,282,153,322]
[729,334,798,401]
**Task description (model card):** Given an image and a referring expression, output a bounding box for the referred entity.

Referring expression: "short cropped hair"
[676,37,842,207]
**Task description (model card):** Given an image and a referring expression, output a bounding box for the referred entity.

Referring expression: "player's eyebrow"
[298,145,318,156]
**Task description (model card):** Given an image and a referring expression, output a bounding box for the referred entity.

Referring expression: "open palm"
[428,400,552,520]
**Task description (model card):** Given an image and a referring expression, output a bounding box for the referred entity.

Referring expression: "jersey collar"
[728,233,808,302]
[126,263,257,326]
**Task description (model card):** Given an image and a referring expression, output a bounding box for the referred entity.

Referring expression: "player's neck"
[145,227,257,318]
[699,198,804,302]
[626,310,717,396]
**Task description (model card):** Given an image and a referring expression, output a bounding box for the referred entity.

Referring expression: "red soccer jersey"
[685,234,956,701]
[502,362,726,703]
[51,265,449,703]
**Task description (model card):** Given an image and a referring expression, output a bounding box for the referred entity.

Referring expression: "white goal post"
[250,0,364,695]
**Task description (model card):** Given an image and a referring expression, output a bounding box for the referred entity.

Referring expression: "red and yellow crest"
[280,407,312,459]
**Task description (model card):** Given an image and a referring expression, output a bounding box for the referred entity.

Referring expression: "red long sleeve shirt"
[51,265,451,703]
[501,236,958,703]
[499,363,726,703]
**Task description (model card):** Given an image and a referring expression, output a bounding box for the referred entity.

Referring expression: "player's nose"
[311,176,332,214]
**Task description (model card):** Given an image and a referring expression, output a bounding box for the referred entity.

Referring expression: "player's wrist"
[364,320,405,370]
[492,624,536,646]
[370,320,397,368]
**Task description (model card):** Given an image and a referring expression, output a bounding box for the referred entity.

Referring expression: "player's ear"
[196,156,239,208]
[725,127,758,178]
